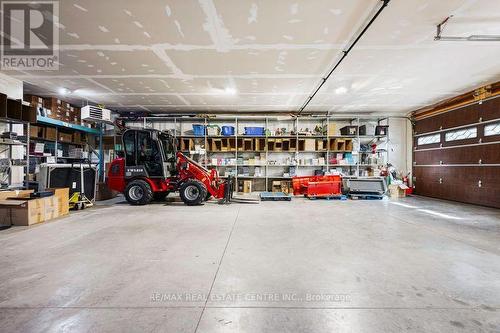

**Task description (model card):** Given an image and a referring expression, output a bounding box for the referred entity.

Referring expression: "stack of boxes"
[69,147,84,159]
[25,95,81,125]
[0,188,69,226]
[25,95,44,110]
[43,98,81,124]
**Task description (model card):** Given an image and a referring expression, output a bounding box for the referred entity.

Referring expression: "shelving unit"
[123,116,390,192]
[0,118,30,188]
[29,116,103,178]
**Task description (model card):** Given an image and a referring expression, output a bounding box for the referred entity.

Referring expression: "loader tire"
[125,180,153,205]
[179,179,207,206]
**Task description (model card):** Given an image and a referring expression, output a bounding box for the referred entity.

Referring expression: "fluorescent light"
[73,88,96,97]
[224,87,237,95]
[58,87,70,95]
[335,86,347,95]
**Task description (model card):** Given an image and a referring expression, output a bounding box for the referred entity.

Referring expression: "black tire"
[205,192,212,201]
[179,179,207,206]
[153,191,169,201]
[125,179,153,205]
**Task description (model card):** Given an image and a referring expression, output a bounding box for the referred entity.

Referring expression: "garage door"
[413,96,500,208]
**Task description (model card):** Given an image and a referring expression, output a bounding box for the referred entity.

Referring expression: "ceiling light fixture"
[73,89,97,97]
[335,86,348,95]
[224,87,237,95]
[58,87,71,95]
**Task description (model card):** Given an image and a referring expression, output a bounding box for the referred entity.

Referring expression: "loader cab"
[122,129,176,179]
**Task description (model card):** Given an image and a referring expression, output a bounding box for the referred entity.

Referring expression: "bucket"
[192,125,206,136]
[221,126,235,136]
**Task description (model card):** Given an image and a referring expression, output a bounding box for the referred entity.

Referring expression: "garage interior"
[0,0,499,332]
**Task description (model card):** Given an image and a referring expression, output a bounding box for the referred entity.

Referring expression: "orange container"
[292,175,341,195]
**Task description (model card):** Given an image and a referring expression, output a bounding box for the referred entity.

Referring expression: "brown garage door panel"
[414,143,500,165]
[413,94,500,208]
[414,166,500,208]
[415,104,480,134]
[415,117,441,134]
[480,97,500,121]
[414,167,444,198]
[440,105,479,130]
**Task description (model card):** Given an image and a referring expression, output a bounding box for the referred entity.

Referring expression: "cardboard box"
[24,94,44,108]
[316,139,325,151]
[45,127,57,141]
[0,189,33,200]
[304,139,315,151]
[59,132,73,143]
[73,132,81,144]
[29,125,45,138]
[281,181,292,194]
[243,180,252,193]
[43,98,59,116]
[0,196,59,226]
[389,184,409,198]
[328,123,337,136]
[47,188,69,216]
[272,181,282,192]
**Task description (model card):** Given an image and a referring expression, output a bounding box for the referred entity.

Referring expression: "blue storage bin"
[244,127,265,136]
[221,126,235,136]
[192,125,206,136]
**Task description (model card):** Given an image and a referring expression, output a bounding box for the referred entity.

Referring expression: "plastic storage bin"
[244,127,265,136]
[339,126,358,136]
[221,126,235,136]
[375,125,389,136]
[207,125,220,136]
[292,175,341,196]
[358,125,366,136]
[192,125,206,136]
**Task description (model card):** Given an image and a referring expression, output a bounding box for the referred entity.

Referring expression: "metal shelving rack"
[30,116,104,179]
[0,117,30,188]
[133,115,391,192]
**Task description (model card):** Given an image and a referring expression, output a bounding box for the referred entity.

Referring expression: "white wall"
[387,118,413,180]
[0,73,23,100]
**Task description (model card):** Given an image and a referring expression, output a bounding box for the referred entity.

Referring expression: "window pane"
[484,122,500,136]
[137,131,163,177]
[417,134,440,145]
[445,127,477,141]
[123,131,135,165]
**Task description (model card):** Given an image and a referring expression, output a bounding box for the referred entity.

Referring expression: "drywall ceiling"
[4,0,500,114]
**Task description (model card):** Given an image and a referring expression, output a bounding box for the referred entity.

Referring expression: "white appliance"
[81,105,112,122]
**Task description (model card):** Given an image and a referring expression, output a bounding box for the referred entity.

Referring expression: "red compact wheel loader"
[107,128,237,205]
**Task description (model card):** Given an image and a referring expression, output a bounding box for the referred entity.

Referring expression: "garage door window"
[484,122,500,136]
[445,127,477,142]
[417,134,441,146]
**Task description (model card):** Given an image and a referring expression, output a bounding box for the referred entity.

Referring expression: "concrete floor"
[0,195,499,332]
